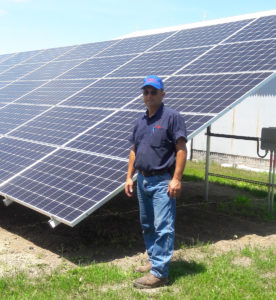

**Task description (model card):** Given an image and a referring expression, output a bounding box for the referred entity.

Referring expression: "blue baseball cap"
[142,75,164,90]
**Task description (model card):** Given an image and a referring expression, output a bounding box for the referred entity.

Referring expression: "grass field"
[0,246,275,299]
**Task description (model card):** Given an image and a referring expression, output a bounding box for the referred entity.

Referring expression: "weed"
[234,195,252,208]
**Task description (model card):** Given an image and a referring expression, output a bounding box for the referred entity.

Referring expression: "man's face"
[142,86,165,111]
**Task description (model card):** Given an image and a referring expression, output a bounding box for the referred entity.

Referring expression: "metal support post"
[3,198,13,206]
[268,151,273,211]
[190,138,194,161]
[205,126,211,202]
[270,151,275,213]
[48,218,60,228]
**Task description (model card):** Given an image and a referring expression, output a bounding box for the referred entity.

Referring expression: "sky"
[0,0,275,54]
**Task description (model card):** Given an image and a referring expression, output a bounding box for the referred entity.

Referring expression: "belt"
[139,169,169,177]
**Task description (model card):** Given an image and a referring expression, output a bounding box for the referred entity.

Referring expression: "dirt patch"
[0,181,275,277]
[232,256,252,267]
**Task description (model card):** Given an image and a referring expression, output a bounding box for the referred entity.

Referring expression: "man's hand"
[167,178,181,199]
[125,145,136,197]
[125,178,134,197]
[167,137,187,199]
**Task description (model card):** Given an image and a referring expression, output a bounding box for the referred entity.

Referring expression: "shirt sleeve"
[170,112,187,143]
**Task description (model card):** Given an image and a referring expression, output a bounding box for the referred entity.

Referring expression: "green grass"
[184,160,270,197]
[0,247,275,299]
[184,160,275,219]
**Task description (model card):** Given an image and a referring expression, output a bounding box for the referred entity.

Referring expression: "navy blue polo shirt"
[130,103,187,172]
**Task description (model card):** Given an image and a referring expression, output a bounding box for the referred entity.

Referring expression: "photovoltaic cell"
[22,59,84,80]
[0,137,54,185]
[165,73,272,114]
[67,110,141,158]
[0,64,12,74]
[96,32,175,57]
[0,53,13,63]
[0,104,49,134]
[0,80,45,103]
[2,50,40,66]
[109,47,211,77]
[177,39,276,74]
[60,55,136,79]
[0,82,10,89]
[26,45,74,64]
[57,40,117,61]
[16,79,95,105]
[151,19,252,51]
[0,63,43,81]
[225,15,276,43]
[183,114,214,136]
[10,107,113,145]
[63,77,142,108]
[0,149,128,225]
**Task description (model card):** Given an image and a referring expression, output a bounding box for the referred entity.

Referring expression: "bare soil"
[0,181,275,277]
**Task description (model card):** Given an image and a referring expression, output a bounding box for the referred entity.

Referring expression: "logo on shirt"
[152,124,163,133]
[154,125,162,129]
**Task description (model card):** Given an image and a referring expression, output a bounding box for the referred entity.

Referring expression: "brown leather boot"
[133,273,168,289]
[134,262,152,273]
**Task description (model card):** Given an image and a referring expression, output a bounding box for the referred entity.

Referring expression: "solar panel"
[0,149,128,226]
[151,19,252,51]
[0,104,49,134]
[1,50,41,66]
[16,79,95,105]
[0,63,44,81]
[96,32,175,57]
[67,110,141,158]
[0,53,13,63]
[0,81,45,103]
[225,15,276,43]
[60,55,137,79]
[0,137,54,185]
[57,40,117,60]
[63,78,142,108]
[9,107,113,145]
[0,82,11,90]
[22,59,85,80]
[177,40,276,74]
[25,46,75,64]
[0,11,275,227]
[108,47,211,77]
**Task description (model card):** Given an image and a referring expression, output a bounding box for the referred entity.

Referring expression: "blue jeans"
[137,172,176,278]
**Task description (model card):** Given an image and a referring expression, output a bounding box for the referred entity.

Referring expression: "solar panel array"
[0,12,275,227]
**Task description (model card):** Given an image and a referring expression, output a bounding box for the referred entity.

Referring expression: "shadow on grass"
[169,260,206,284]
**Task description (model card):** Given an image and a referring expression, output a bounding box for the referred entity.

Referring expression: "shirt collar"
[143,103,164,120]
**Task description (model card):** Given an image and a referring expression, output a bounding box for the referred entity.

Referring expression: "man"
[125,75,187,289]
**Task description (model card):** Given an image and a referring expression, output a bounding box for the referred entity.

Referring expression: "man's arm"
[125,145,136,197]
[167,137,187,199]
